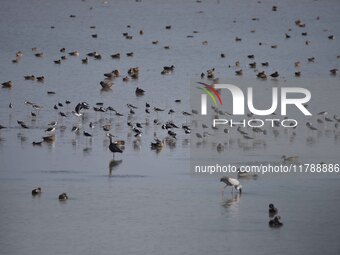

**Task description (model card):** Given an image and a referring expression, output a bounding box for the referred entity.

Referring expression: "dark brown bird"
[58,193,68,201]
[270,71,279,78]
[256,71,267,79]
[36,76,45,82]
[330,69,338,75]
[249,62,256,68]
[83,131,92,137]
[32,187,42,196]
[2,81,13,88]
[24,75,35,80]
[111,53,120,59]
[35,52,44,57]
[135,87,145,95]
[107,134,124,157]
[235,70,243,76]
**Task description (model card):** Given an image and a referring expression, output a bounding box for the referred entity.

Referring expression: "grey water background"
[1,0,340,254]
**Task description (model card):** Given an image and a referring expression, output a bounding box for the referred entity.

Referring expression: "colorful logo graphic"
[196,82,223,106]
[197,83,312,116]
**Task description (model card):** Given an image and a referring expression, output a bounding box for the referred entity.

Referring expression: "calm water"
[1,0,340,254]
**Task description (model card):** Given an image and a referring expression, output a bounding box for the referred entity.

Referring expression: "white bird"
[220,176,242,194]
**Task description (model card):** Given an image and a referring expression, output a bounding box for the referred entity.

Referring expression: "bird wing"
[75,103,81,114]
[227,177,240,186]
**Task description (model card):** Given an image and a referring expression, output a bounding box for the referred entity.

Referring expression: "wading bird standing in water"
[107,133,124,158]
[220,176,242,195]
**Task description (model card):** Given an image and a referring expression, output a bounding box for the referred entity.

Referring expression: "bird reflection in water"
[150,138,164,153]
[133,139,141,151]
[221,193,241,209]
[100,87,113,93]
[83,147,92,155]
[109,159,123,176]
[166,138,176,151]
[17,133,28,144]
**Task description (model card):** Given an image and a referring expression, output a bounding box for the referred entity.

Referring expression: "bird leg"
[221,185,226,197]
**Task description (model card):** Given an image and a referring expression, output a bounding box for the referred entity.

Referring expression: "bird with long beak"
[220,176,242,195]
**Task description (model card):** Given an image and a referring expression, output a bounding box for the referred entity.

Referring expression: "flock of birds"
[0,0,339,231]
[1,1,340,156]
[0,98,193,152]
[192,108,340,161]
[31,172,283,229]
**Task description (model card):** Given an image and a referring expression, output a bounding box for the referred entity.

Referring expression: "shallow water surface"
[1,0,340,255]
